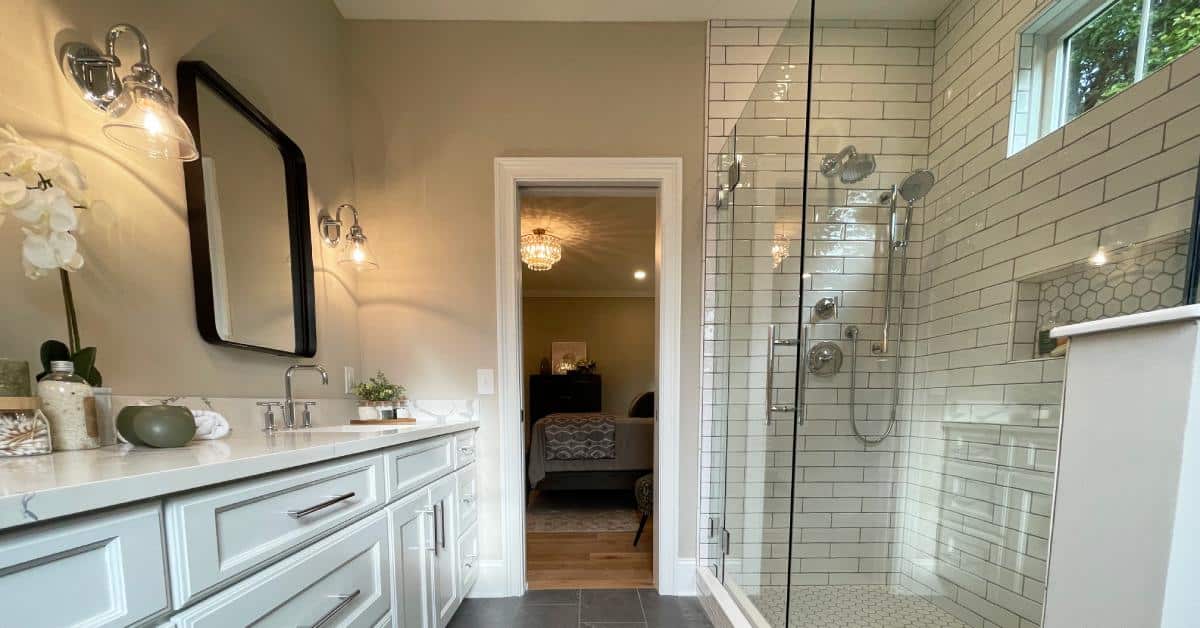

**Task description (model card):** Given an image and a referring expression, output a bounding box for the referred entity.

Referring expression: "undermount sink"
[304,424,411,433]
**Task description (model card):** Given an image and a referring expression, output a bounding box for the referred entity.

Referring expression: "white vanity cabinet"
[0,424,480,628]
[0,503,169,628]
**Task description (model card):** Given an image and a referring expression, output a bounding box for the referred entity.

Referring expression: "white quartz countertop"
[0,419,479,532]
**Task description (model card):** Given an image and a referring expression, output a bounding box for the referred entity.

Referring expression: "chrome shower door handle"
[766,323,798,424]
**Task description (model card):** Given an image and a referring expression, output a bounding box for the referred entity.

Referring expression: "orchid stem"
[59,269,80,354]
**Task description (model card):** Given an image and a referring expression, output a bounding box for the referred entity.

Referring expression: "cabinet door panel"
[429,474,460,627]
[389,489,433,628]
[0,503,168,628]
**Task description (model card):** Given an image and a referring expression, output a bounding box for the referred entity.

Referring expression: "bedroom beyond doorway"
[519,186,658,590]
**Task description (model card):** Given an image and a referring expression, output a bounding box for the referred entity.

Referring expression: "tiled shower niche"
[1012,234,1190,360]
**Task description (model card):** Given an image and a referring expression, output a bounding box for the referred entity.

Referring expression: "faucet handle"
[257,401,283,432]
[300,401,318,429]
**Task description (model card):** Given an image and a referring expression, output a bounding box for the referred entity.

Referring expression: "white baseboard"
[672,558,698,596]
[466,560,512,598]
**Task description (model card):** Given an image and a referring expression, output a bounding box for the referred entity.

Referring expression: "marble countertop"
[0,419,479,532]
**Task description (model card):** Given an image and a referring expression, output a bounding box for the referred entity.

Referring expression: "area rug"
[526,490,641,533]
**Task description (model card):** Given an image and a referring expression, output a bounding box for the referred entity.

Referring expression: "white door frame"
[493,157,684,596]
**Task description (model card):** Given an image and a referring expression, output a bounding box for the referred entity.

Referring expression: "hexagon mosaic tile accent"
[750,585,970,628]
[1035,243,1188,330]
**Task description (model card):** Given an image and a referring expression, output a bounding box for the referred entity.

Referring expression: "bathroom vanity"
[0,420,479,627]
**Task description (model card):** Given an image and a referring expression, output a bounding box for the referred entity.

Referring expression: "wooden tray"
[350,418,417,425]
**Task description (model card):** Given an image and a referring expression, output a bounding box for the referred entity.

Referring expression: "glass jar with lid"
[0,397,52,456]
[37,360,101,450]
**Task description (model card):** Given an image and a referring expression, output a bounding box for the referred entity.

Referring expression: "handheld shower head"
[899,169,936,204]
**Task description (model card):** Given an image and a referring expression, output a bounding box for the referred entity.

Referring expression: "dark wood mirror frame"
[177,60,317,357]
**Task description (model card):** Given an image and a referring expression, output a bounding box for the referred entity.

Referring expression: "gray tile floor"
[448,589,713,628]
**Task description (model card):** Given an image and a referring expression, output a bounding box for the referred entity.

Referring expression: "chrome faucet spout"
[284,364,328,429]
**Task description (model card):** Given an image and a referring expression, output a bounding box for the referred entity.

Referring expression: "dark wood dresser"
[527,374,602,425]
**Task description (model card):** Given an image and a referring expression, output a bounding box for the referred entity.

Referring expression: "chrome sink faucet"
[284,364,328,429]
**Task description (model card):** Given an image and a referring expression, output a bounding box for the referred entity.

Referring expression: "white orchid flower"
[12,187,78,232]
[0,173,28,207]
[0,125,88,198]
[21,228,83,278]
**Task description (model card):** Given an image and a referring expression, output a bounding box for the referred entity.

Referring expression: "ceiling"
[520,191,656,298]
[335,0,952,22]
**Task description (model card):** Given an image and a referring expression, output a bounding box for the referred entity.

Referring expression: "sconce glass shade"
[339,232,379,271]
[520,228,562,271]
[103,77,198,161]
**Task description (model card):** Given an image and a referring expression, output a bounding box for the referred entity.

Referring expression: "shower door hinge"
[708,516,719,539]
[721,528,731,556]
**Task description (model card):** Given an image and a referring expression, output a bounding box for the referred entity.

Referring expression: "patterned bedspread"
[540,413,616,460]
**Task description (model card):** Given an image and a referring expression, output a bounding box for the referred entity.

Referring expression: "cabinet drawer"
[454,430,477,468]
[456,463,478,530]
[0,503,169,628]
[385,436,455,501]
[165,452,386,606]
[458,523,479,596]
[174,510,391,627]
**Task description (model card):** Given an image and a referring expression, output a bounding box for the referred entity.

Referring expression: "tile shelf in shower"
[1007,232,1189,362]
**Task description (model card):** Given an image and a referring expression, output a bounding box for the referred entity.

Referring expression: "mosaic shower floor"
[749,585,970,628]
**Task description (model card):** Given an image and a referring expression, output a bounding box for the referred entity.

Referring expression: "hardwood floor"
[525,521,653,590]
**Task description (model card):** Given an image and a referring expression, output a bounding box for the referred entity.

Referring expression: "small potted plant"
[352,371,405,420]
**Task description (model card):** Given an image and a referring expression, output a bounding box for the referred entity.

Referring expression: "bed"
[527,412,654,490]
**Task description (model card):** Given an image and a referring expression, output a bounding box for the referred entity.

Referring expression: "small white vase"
[357,404,382,420]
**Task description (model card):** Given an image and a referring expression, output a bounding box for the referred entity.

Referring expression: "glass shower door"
[713,3,815,623]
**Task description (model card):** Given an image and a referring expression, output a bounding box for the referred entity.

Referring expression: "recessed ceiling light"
[633,270,647,280]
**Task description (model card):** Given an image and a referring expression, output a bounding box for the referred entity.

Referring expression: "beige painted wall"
[522,297,656,414]
[0,0,360,403]
[346,20,708,561]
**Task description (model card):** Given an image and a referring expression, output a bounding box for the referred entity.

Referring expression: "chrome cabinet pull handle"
[306,589,361,628]
[432,503,441,555]
[287,492,355,519]
[439,501,447,549]
[459,446,475,455]
[462,494,475,505]
[464,553,478,568]
[420,507,437,553]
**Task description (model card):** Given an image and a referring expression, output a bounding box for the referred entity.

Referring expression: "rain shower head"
[820,145,877,184]
[899,169,936,204]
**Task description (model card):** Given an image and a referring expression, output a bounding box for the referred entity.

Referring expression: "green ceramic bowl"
[117,405,196,448]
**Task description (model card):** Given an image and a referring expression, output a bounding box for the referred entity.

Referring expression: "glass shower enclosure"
[701,0,1200,625]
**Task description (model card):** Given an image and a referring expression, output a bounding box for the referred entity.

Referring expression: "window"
[1010,0,1200,154]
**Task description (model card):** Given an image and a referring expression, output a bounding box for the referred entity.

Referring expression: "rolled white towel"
[192,409,231,440]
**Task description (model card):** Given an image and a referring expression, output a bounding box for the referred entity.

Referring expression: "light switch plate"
[344,366,355,394]
[476,369,495,395]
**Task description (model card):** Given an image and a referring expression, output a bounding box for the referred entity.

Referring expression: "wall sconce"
[319,203,379,271]
[60,23,198,161]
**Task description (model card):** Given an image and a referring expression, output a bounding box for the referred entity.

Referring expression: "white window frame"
[1012,0,1162,155]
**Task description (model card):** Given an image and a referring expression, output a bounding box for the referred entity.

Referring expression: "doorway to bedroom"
[520,186,658,590]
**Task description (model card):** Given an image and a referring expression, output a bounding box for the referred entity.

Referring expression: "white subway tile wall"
[701,1,1200,627]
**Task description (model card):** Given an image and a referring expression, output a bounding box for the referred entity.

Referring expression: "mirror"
[177,61,316,357]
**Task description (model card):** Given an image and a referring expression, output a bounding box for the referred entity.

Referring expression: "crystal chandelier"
[771,233,790,269]
[521,228,562,271]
